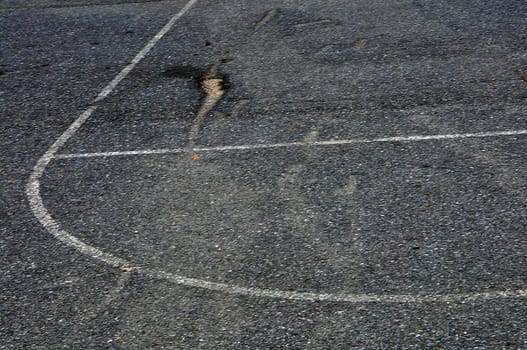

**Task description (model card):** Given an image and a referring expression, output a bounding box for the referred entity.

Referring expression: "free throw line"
[54,128,527,159]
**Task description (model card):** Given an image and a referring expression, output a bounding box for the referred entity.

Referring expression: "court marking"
[53,128,527,159]
[26,0,527,303]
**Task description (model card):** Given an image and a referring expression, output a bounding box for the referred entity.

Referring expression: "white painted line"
[54,128,527,159]
[145,268,527,303]
[26,1,197,268]
[55,148,183,159]
[95,0,199,102]
[26,0,527,303]
[27,105,130,268]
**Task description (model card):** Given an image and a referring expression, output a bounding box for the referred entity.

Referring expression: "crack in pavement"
[187,71,225,148]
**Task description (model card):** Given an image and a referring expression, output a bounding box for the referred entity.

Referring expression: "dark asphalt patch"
[163,65,205,80]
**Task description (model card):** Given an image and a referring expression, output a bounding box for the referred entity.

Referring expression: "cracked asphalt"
[1,0,527,348]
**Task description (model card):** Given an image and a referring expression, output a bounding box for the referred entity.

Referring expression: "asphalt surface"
[1,0,527,348]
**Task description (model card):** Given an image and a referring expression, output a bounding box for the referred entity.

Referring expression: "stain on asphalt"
[163,64,230,92]
[163,64,205,79]
[515,69,527,82]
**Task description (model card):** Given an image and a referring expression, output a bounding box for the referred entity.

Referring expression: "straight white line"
[95,0,199,102]
[55,148,182,159]
[146,268,527,303]
[54,128,527,159]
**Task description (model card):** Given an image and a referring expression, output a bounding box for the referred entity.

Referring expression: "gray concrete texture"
[1,0,526,348]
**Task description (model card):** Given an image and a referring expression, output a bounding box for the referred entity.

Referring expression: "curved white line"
[26,0,527,303]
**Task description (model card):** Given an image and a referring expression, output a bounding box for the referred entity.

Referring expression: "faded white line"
[55,148,185,159]
[254,8,278,31]
[95,0,199,102]
[145,268,527,303]
[54,128,527,159]
[26,0,527,303]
